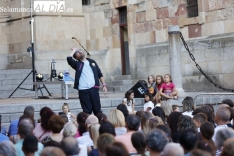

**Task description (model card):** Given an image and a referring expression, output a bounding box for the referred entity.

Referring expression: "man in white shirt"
[212,107,230,141]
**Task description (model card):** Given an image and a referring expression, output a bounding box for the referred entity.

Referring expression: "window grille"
[119,7,127,25]
[82,0,90,5]
[187,0,198,18]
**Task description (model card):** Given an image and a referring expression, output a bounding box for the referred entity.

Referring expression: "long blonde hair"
[109,109,125,127]
[161,101,172,116]
[89,124,100,148]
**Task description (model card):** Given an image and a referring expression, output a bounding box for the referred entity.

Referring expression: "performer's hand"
[71,47,78,53]
[103,86,107,95]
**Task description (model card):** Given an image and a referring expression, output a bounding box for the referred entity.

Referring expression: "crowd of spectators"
[0,97,234,156]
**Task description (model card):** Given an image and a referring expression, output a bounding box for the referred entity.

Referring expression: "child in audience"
[143,93,154,113]
[62,103,76,123]
[160,74,178,100]
[155,75,164,103]
[172,105,180,112]
[147,75,157,96]
[122,90,135,114]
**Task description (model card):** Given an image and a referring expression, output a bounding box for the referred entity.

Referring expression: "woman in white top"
[122,90,135,114]
[182,96,195,118]
[109,109,127,136]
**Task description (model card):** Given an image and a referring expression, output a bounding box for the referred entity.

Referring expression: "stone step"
[0,69,32,75]
[106,80,133,86]
[107,85,133,93]
[111,75,132,81]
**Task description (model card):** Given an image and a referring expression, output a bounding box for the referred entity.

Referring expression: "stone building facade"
[0,0,234,92]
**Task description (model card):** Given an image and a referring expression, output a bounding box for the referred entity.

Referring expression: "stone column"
[168,25,184,95]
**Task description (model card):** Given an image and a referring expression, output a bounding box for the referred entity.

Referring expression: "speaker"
[130,80,148,98]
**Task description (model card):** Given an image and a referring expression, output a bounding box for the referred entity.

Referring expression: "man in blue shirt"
[67,48,107,115]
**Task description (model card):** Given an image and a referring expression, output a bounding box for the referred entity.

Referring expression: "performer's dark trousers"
[78,87,101,116]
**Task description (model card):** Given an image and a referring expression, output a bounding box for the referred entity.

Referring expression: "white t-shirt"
[182,111,193,118]
[144,101,154,113]
[79,60,95,90]
[78,144,87,156]
[212,124,228,142]
[123,98,135,112]
[77,132,94,147]
[66,112,72,123]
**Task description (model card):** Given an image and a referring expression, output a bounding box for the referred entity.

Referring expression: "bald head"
[61,137,79,155]
[163,143,184,156]
[40,147,65,156]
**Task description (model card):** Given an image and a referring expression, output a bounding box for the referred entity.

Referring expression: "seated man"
[115,115,140,153]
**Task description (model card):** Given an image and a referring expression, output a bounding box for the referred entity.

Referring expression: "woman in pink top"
[160,74,178,100]
[33,107,54,142]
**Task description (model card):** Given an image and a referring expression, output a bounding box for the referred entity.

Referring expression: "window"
[119,7,127,25]
[187,0,198,18]
[82,0,90,5]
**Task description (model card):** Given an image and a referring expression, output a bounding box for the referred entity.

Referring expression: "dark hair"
[131,132,146,155]
[43,140,62,148]
[99,121,116,136]
[18,115,35,128]
[117,104,129,120]
[152,107,166,123]
[182,96,195,112]
[18,118,34,138]
[77,112,89,135]
[172,105,179,111]
[144,92,153,102]
[61,137,79,155]
[141,112,153,131]
[200,122,214,140]
[40,107,55,131]
[204,104,214,112]
[23,106,35,119]
[146,129,169,152]
[124,90,134,105]
[48,115,65,133]
[126,115,140,131]
[168,112,182,137]
[192,107,215,124]
[136,110,144,119]
[59,114,68,123]
[193,113,208,124]
[106,142,129,156]
[156,75,164,89]
[222,99,234,107]
[157,125,172,142]
[23,135,38,153]
[179,129,198,151]
[96,112,107,124]
[196,141,216,156]
[177,115,197,133]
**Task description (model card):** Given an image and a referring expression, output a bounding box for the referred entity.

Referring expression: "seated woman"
[42,115,65,144]
[109,109,127,136]
[160,74,178,100]
[122,90,135,114]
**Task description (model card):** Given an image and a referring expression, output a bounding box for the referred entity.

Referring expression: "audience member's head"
[222,99,234,108]
[193,113,208,128]
[48,115,65,133]
[96,112,107,124]
[23,106,35,119]
[200,122,214,141]
[177,115,197,133]
[40,147,65,156]
[97,133,115,156]
[226,107,233,122]
[172,105,180,112]
[40,107,55,131]
[63,122,77,138]
[22,135,38,155]
[86,115,99,129]
[89,124,100,148]
[147,116,164,133]
[18,115,35,128]
[152,107,166,123]
[61,137,79,156]
[43,140,61,148]
[131,132,146,155]
[126,115,140,131]
[157,125,172,142]
[135,110,144,119]
[192,107,214,124]
[204,104,214,113]
[141,111,153,132]
[106,142,129,156]
[0,141,16,156]
[146,129,169,155]
[221,138,234,156]
[109,109,125,128]
[161,100,172,116]
[77,112,89,135]
[182,96,195,112]
[190,149,212,156]
[215,107,230,125]
[196,141,216,156]
[99,121,116,136]
[18,118,34,139]
[59,114,68,123]
[168,112,182,137]
[117,104,129,120]
[162,142,184,156]
[179,129,198,154]
[215,128,234,150]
